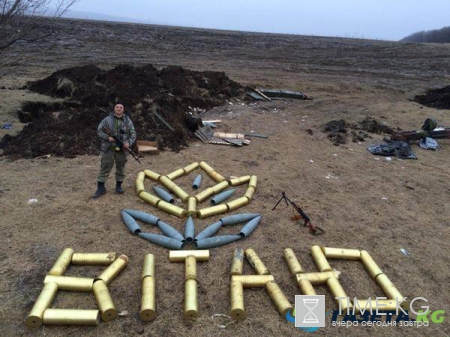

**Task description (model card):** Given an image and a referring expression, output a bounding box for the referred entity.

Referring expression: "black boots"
[92,182,107,199]
[116,181,124,194]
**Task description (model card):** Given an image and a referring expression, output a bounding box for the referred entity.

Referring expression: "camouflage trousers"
[97,149,128,183]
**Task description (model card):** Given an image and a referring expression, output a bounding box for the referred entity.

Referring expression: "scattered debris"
[1,123,12,129]
[399,248,410,256]
[419,137,440,150]
[27,198,38,204]
[357,116,394,134]
[259,89,312,100]
[136,140,159,155]
[367,140,417,159]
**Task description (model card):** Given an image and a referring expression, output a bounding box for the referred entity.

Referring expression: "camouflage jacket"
[97,112,137,153]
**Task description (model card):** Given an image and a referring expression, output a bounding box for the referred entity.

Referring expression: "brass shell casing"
[197,204,228,219]
[228,175,251,186]
[142,254,155,280]
[311,245,332,272]
[298,279,317,295]
[230,280,245,320]
[375,274,404,301]
[157,200,187,218]
[212,181,229,194]
[244,186,256,200]
[158,175,177,191]
[283,248,303,275]
[48,248,74,276]
[140,191,161,207]
[295,271,339,285]
[226,197,249,211]
[183,162,199,174]
[360,250,383,279]
[136,171,146,195]
[245,249,270,275]
[265,281,293,317]
[141,276,156,321]
[199,161,225,182]
[171,185,190,202]
[44,275,93,292]
[96,255,129,285]
[169,250,210,262]
[72,253,116,266]
[231,248,244,275]
[93,280,117,322]
[184,279,198,319]
[195,187,215,203]
[327,277,352,310]
[185,255,197,281]
[187,197,197,217]
[248,175,258,189]
[42,309,100,326]
[321,247,361,260]
[167,168,185,181]
[232,275,274,288]
[144,169,161,181]
[25,282,58,328]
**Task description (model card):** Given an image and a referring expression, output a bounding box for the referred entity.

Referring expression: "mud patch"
[414,85,450,110]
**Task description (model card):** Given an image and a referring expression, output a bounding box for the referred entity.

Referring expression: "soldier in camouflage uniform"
[92,102,137,199]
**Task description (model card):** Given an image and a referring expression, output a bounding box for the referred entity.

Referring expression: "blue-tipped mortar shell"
[153,186,175,204]
[157,221,184,241]
[192,174,203,190]
[195,235,242,249]
[239,215,262,238]
[138,233,184,250]
[122,209,160,226]
[220,213,260,226]
[194,221,222,241]
[121,211,142,234]
[211,189,236,205]
[185,217,195,244]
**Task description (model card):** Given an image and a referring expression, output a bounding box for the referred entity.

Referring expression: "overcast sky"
[64,0,449,41]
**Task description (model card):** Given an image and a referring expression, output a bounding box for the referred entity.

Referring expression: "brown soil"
[414,85,450,109]
[1,17,450,337]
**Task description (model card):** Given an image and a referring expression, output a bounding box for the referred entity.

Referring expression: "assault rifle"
[102,126,141,164]
[390,128,450,142]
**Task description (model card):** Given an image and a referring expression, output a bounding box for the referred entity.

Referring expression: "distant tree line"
[401,26,450,43]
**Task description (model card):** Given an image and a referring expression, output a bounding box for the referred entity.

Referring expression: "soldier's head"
[114,102,124,118]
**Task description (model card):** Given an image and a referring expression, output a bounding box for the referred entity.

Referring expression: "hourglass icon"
[302,298,319,323]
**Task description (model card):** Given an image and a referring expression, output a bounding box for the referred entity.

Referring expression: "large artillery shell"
[96,255,129,285]
[327,277,352,310]
[192,174,203,190]
[295,271,339,285]
[245,249,270,275]
[141,254,155,279]
[298,279,317,295]
[43,309,100,326]
[194,221,222,241]
[239,215,262,238]
[248,175,257,189]
[195,187,215,203]
[157,220,184,241]
[311,245,332,272]
[244,186,256,200]
[121,210,142,234]
[228,175,251,186]
[212,181,229,194]
[220,213,260,226]
[265,281,293,317]
[169,250,210,262]
[232,275,274,288]
[139,233,184,250]
[195,235,242,249]
[321,247,361,260]
[167,168,185,181]
[25,282,58,328]
[157,200,187,218]
[360,250,383,279]
[159,175,177,191]
[211,189,235,205]
[231,248,244,275]
[187,197,197,217]
[122,209,160,226]
[171,185,190,202]
[184,216,195,243]
[93,280,117,322]
[197,204,228,219]
[153,186,175,204]
[183,162,199,175]
[184,279,198,319]
[44,275,93,292]
[136,171,145,195]
[283,248,303,275]
[185,255,197,281]
[375,274,404,301]
[230,280,245,320]
[48,248,74,276]
[72,253,116,265]
[144,169,161,181]
[199,161,225,182]
[141,276,156,321]
[140,191,161,207]
[226,197,250,212]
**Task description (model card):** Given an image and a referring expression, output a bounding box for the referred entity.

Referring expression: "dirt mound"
[0,64,244,158]
[414,85,450,110]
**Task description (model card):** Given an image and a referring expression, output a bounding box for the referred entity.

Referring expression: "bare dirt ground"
[1,18,450,337]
